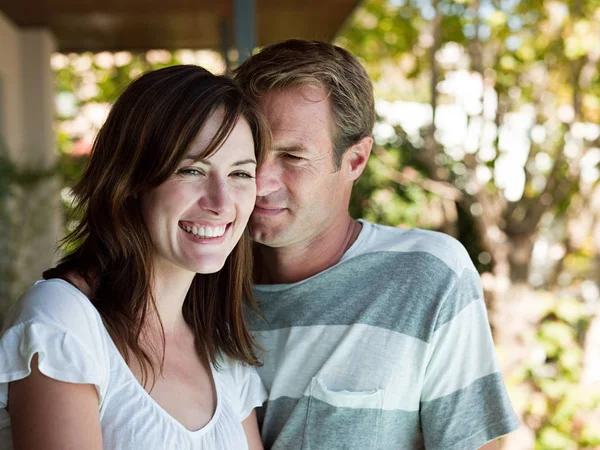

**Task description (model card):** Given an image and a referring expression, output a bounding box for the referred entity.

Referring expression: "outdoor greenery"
[0,136,62,319]
[47,1,600,448]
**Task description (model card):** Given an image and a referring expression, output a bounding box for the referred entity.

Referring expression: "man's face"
[252,86,350,248]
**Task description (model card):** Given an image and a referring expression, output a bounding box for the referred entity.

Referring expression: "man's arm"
[419,238,519,448]
[480,440,499,450]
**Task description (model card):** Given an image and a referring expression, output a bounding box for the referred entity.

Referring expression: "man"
[235,39,519,450]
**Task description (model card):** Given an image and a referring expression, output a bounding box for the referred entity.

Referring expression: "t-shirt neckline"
[253,219,374,292]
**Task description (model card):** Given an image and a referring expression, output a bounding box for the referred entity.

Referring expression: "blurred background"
[1,0,599,448]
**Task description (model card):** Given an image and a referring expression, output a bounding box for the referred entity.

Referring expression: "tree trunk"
[426,0,441,156]
[507,232,536,283]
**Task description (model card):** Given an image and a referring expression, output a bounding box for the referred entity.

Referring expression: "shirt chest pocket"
[302,377,384,450]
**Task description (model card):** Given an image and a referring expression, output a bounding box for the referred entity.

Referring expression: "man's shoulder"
[351,221,474,276]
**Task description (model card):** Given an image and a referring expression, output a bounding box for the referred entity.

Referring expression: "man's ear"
[343,136,373,182]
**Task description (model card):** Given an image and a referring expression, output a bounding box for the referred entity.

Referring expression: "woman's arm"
[242,409,264,450]
[8,354,103,450]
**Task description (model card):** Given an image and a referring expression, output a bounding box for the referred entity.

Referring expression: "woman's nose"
[199,177,234,214]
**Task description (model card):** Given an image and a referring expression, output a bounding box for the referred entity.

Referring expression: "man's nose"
[256,157,281,198]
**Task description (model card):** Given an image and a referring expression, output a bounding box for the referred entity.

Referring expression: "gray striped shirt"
[249,220,519,449]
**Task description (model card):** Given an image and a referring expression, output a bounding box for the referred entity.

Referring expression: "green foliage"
[0,154,59,193]
[338,0,600,220]
[338,0,420,74]
[350,129,433,227]
[519,294,600,449]
[0,154,15,201]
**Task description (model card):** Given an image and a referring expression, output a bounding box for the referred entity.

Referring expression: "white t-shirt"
[0,279,267,449]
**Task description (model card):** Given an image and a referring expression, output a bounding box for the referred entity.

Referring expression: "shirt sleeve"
[228,360,268,422]
[0,279,108,410]
[420,256,520,449]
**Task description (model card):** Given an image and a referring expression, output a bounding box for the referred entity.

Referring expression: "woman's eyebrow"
[232,159,257,166]
[181,158,257,166]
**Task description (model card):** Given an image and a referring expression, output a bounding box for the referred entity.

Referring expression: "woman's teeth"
[182,224,226,238]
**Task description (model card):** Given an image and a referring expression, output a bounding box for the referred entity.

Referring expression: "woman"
[0,65,269,449]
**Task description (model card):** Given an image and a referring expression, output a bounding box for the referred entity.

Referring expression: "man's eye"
[177,168,203,176]
[232,171,255,179]
[284,153,303,161]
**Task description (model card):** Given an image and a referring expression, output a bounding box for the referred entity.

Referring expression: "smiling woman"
[0,65,270,450]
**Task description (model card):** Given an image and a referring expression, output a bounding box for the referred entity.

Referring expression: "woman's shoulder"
[213,355,267,421]
[0,278,111,408]
[3,278,102,335]
[213,355,264,394]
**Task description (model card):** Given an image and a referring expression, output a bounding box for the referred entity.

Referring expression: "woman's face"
[141,112,257,275]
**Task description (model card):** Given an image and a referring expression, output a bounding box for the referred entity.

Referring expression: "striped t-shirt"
[248,220,519,449]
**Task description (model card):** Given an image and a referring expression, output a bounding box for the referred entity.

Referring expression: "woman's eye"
[177,168,203,176]
[232,171,255,179]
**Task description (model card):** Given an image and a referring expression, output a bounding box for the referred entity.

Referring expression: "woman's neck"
[150,262,196,334]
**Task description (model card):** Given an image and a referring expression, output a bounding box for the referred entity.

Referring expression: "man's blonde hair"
[234,39,375,169]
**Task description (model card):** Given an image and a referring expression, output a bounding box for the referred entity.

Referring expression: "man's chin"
[249,227,285,247]
[250,233,276,247]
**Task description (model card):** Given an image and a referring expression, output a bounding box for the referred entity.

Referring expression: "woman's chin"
[190,259,227,275]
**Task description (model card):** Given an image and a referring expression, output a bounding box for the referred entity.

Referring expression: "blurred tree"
[339,0,600,290]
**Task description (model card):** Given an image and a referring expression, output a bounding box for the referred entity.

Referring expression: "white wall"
[0,11,24,161]
[21,29,58,168]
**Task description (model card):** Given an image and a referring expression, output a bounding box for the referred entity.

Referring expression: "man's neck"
[255,216,362,285]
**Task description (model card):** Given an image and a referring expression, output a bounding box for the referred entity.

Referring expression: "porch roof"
[0,0,360,52]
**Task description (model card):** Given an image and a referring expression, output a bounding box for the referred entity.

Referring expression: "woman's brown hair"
[44,65,270,387]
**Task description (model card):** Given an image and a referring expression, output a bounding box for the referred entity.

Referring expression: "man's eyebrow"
[275,145,308,153]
